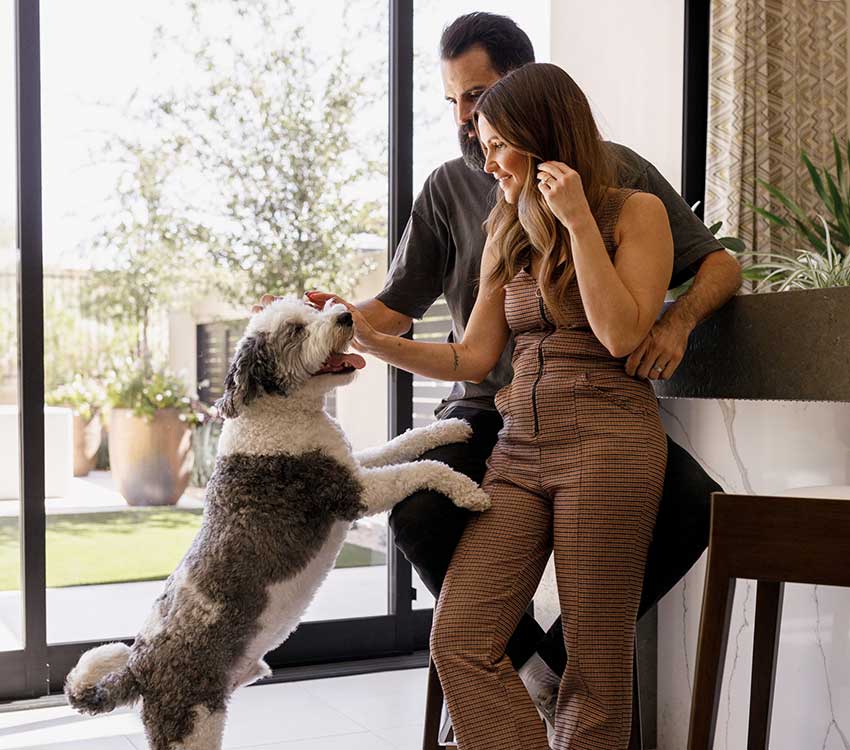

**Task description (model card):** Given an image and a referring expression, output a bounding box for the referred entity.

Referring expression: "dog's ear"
[215,332,279,419]
[275,321,307,394]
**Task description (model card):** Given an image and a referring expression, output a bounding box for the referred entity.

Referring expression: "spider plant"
[752,134,850,259]
[741,215,850,291]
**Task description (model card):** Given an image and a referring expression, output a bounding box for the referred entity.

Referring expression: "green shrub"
[104,358,204,424]
[45,375,106,423]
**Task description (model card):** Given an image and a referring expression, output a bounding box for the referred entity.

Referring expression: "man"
[258,11,741,742]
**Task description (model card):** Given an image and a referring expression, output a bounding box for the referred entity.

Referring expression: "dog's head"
[214,296,365,419]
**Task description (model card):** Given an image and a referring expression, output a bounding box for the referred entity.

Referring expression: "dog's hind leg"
[179,705,227,750]
[357,461,491,515]
[231,659,272,690]
[142,701,226,750]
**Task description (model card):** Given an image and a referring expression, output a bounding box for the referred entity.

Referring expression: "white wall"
[549,0,684,189]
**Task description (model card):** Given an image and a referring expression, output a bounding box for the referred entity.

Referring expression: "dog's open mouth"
[314,352,366,375]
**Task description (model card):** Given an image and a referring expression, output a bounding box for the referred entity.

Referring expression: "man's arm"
[355,298,412,337]
[625,249,742,380]
[609,143,743,380]
[252,293,412,336]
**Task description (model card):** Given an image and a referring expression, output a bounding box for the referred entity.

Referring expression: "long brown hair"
[473,63,618,324]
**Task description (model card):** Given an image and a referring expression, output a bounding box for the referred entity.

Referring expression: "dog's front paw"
[451,477,492,512]
[427,418,473,446]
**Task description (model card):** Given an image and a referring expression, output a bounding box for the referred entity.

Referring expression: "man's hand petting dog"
[251,291,322,315]
[251,292,285,314]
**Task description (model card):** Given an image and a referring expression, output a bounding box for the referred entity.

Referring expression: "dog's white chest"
[217,400,356,472]
[242,519,351,660]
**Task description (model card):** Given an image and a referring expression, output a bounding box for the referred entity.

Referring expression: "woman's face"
[478,114,527,205]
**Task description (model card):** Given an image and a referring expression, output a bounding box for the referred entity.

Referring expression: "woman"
[332,63,672,750]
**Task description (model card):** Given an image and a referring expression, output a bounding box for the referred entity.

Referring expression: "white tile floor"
[0,667,427,750]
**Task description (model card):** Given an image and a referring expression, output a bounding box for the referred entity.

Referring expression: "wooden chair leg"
[422,657,444,750]
[633,605,658,750]
[747,581,784,750]
[687,565,736,750]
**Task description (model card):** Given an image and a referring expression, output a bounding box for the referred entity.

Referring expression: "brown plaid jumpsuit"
[430,189,668,750]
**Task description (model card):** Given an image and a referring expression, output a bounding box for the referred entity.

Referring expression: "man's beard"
[458,121,486,171]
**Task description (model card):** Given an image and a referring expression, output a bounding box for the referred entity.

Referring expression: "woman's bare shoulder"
[620,189,665,214]
[615,190,668,240]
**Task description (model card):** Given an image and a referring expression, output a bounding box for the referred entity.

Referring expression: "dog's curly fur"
[64,297,490,750]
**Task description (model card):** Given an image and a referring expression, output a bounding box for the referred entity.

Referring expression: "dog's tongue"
[318,353,366,373]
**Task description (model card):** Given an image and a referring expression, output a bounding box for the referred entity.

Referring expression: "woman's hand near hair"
[536,161,594,230]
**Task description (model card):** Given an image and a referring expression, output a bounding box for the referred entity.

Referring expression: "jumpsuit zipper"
[531,287,553,435]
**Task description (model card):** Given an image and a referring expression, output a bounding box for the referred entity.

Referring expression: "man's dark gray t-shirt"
[376,142,723,418]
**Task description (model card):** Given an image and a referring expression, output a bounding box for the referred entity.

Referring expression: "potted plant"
[45,375,106,477]
[741,134,850,290]
[740,216,850,291]
[104,359,202,506]
[753,135,850,258]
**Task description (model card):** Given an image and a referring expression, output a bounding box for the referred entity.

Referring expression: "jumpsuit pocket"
[581,371,654,417]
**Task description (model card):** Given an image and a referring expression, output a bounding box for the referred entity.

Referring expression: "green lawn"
[0,509,385,591]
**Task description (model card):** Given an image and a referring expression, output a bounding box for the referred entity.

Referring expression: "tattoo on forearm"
[449,344,459,372]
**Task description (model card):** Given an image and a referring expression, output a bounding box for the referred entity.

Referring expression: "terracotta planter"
[72,412,102,477]
[108,407,194,506]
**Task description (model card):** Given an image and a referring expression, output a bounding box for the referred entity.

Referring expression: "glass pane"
[41,0,389,643]
[410,2,550,607]
[0,0,21,651]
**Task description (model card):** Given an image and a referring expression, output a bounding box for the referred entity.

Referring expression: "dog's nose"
[338,312,353,327]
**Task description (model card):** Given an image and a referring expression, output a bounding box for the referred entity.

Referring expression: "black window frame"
[682,0,711,216]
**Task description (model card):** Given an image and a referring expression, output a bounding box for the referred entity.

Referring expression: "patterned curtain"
[704,0,848,268]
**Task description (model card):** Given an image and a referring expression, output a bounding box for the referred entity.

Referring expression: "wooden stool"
[422,658,443,750]
[422,647,647,749]
[687,491,850,749]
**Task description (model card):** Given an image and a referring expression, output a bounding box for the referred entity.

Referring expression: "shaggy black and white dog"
[64,297,490,749]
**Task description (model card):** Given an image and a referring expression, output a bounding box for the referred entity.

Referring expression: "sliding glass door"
[1,0,423,701]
